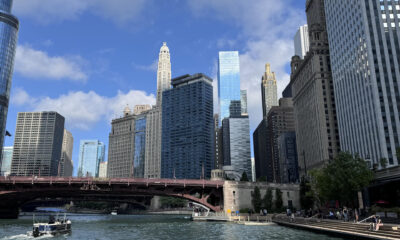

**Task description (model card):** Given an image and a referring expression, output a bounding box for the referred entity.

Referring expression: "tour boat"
[28,214,71,238]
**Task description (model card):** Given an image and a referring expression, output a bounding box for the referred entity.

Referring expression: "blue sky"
[6,0,306,176]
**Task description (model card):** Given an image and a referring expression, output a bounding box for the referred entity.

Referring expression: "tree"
[300,176,314,210]
[311,152,374,207]
[240,172,249,181]
[257,176,267,182]
[251,186,262,212]
[380,158,388,169]
[397,147,400,160]
[263,188,273,211]
[274,189,283,211]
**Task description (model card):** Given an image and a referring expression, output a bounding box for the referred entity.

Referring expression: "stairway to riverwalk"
[273,215,400,240]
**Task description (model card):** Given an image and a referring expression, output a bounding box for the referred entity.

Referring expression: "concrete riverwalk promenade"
[273,215,400,240]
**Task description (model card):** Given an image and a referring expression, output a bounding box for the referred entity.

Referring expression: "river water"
[0,214,348,240]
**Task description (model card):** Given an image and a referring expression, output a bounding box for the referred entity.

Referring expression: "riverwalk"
[273,215,400,240]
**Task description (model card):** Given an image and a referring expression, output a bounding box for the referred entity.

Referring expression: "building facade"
[222,117,252,181]
[78,140,105,177]
[107,113,135,178]
[99,161,107,178]
[133,115,146,178]
[1,146,12,176]
[11,112,65,176]
[0,0,18,166]
[253,118,270,180]
[161,74,214,179]
[240,90,248,116]
[266,98,295,183]
[144,107,162,178]
[325,0,400,168]
[294,24,309,59]
[156,42,171,106]
[278,132,299,183]
[261,63,278,117]
[290,0,340,176]
[218,51,241,121]
[59,129,73,177]
[213,114,223,170]
[134,105,151,115]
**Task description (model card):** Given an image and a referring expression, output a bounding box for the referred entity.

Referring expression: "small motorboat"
[28,214,71,238]
[111,210,118,216]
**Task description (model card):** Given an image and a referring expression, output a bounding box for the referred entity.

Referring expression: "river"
[0,214,348,240]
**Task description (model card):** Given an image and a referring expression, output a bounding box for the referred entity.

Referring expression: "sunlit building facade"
[78,140,105,177]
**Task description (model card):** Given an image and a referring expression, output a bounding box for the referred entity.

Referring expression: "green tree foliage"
[160,197,187,209]
[251,186,262,212]
[274,189,283,211]
[311,152,374,207]
[257,176,267,182]
[240,172,249,181]
[300,176,314,210]
[263,188,273,211]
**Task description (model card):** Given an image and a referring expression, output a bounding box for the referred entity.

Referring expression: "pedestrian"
[263,209,267,216]
[355,209,359,223]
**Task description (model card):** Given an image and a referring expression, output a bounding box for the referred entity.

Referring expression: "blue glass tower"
[78,140,105,177]
[161,74,214,179]
[133,116,146,178]
[218,51,241,122]
[0,0,18,167]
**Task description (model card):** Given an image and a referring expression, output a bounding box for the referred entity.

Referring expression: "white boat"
[27,214,71,238]
[111,210,118,215]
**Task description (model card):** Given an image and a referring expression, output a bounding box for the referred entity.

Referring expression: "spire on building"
[123,104,131,116]
[156,42,172,106]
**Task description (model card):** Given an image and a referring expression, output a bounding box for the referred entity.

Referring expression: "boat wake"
[1,233,53,240]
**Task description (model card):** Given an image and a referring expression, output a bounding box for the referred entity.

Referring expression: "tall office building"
[218,51,241,122]
[59,129,73,177]
[1,146,12,176]
[265,98,295,183]
[213,114,223,169]
[133,115,146,178]
[222,116,252,181]
[0,0,18,167]
[144,107,161,178]
[253,118,269,180]
[11,112,64,176]
[325,0,400,168]
[156,42,171,106]
[261,63,278,117]
[290,0,340,176]
[278,132,299,183]
[161,74,214,179]
[99,161,107,178]
[107,110,135,178]
[294,25,309,59]
[240,90,248,116]
[78,140,105,177]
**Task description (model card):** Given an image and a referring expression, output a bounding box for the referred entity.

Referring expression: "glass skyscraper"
[161,74,214,179]
[218,51,241,122]
[133,116,146,178]
[1,146,12,176]
[78,140,105,177]
[0,0,18,167]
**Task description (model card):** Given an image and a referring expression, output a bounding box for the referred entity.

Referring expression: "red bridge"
[0,176,225,219]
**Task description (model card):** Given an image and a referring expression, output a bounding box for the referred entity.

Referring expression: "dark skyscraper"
[161,74,214,179]
[0,0,18,168]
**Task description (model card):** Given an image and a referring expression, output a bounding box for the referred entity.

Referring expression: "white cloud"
[188,0,306,131]
[13,0,151,25]
[11,89,156,130]
[15,45,88,82]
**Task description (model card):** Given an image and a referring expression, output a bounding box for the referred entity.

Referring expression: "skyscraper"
[11,112,65,176]
[0,0,18,167]
[218,51,241,121]
[78,140,105,177]
[290,0,340,176]
[161,74,214,179]
[294,25,309,59]
[240,90,248,116]
[59,129,73,177]
[325,0,400,168]
[278,132,299,183]
[1,146,12,176]
[261,63,278,117]
[253,118,269,180]
[133,115,146,178]
[99,161,107,178]
[156,42,171,106]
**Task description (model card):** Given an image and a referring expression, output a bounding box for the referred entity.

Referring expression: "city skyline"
[3,1,306,175]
